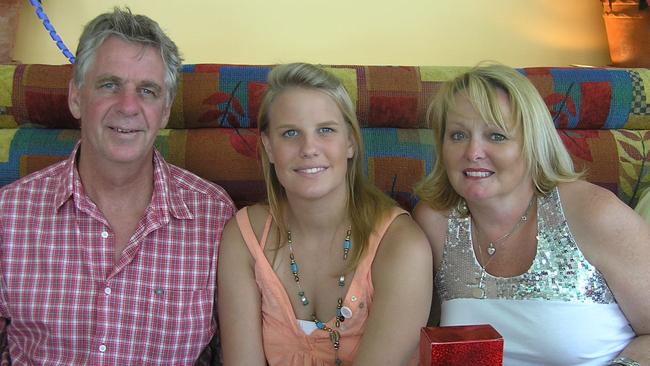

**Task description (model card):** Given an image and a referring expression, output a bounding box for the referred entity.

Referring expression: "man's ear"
[261,133,274,163]
[161,101,171,129]
[68,80,82,120]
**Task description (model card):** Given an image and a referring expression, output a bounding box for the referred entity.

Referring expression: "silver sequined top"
[436,187,616,304]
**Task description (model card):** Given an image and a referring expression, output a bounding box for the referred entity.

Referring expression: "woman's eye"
[318,127,334,134]
[282,130,298,138]
[490,133,507,142]
[449,131,465,141]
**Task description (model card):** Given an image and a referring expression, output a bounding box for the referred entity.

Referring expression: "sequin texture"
[436,188,615,304]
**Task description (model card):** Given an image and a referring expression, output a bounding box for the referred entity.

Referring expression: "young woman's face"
[262,87,355,202]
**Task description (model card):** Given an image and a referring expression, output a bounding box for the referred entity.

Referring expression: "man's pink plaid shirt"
[0,144,235,365]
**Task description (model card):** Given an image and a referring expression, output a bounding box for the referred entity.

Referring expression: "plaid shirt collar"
[53,141,193,221]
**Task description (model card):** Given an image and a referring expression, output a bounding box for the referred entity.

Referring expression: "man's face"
[68,36,171,168]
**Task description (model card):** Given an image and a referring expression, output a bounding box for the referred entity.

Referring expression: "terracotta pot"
[0,0,22,63]
[601,1,650,67]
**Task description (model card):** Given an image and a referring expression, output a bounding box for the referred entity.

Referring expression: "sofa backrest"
[1,64,649,209]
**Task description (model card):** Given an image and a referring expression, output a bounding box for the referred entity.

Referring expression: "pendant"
[330,329,341,345]
[340,306,353,319]
[472,287,485,299]
[298,291,309,305]
[486,242,496,256]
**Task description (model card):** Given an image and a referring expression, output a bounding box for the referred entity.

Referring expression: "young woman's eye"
[490,133,507,142]
[282,129,298,138]
[318,127,334,134]
[449,131,466,141]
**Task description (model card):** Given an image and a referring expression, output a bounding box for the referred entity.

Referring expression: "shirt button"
[101,231,109,239]
[99,344,107,352]
[104,287,111,295]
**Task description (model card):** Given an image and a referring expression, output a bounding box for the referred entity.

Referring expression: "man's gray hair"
[72,7,182,105]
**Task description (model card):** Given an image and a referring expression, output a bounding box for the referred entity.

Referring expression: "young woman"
[218,63,432,365]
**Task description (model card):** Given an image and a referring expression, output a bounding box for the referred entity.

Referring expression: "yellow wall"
[14,0,611,67]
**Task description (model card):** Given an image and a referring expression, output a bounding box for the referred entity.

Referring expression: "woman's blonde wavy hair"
[415,63,581,213]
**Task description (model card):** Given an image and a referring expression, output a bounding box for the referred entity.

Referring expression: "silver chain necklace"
[475,196,535,257]
[471,195,535,299]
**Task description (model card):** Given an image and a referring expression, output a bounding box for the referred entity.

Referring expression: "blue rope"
[29,0,75,64]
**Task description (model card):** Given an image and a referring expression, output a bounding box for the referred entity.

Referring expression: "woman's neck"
[467,188,536,235]
[284,193,349,237]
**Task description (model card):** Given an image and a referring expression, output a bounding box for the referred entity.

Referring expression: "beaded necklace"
[287,227,351,365]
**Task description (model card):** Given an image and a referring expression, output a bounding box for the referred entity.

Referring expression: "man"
[0,8,235,365]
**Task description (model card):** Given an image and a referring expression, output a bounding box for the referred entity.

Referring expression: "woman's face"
[261,87,355,203]
[442,90,532,205]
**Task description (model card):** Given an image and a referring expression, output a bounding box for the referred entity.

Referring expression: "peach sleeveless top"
[235,207,413,365]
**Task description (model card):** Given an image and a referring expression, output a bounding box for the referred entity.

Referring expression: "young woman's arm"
[353,214,433,365]
[217,215,267,366]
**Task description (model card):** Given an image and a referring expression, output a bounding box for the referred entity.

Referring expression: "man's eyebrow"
[139,80,163,92]
[94,75,122,85]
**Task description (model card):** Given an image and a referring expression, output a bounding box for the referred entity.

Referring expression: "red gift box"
[419,324,503,366]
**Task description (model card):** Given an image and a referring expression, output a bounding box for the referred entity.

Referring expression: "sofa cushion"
[2,64,649,131]
[1,128,648,209]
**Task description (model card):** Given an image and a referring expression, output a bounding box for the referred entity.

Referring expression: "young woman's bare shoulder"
[244,203,272,239]
[412,201,449,228]
[380,213,431,255]
[412,202,450,266]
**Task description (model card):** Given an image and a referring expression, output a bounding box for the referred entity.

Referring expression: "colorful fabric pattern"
[1,127,648,210]
[1,64,649,210]
[2,64,650,130]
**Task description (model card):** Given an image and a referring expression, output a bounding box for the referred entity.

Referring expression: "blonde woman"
[414,64,650,366]
[218,63,432,365]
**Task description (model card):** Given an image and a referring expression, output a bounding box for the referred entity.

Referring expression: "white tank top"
[437,188,635,365]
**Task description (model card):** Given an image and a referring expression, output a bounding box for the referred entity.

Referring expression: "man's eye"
[282,130,298,138]
[100,82,117,90]
[139,88,156,97]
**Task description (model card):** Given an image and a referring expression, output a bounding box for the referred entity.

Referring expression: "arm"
[196,203,238,366]
[562,182,650,364]
[217,215,267,366]
[353,214,433,365]
[412,203,450,326]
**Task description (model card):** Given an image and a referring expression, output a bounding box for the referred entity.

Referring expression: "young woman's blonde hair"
[258,63,395,269]
[415,63,581,212]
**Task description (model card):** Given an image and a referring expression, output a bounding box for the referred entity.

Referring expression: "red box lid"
[419,324,504,366]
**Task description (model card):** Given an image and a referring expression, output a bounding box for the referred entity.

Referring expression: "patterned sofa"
[1,64,649,210]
